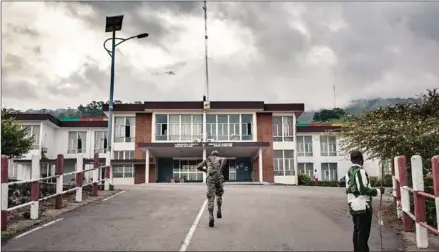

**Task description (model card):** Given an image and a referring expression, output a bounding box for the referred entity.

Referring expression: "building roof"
[101,101,305,113]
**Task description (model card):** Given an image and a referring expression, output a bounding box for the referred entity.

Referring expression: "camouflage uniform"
[196,150,227,227]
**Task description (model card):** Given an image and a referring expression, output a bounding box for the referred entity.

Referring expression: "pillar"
[75,154,83,202]
[55,154,64,209]
[411,155,428,248]
[202,148,207,183]
[92,153,99,196]
[104,152,111,191]
[145,149,150,184]
[30,155,40,220]
[258,148,263,183]
[1,156,9,231]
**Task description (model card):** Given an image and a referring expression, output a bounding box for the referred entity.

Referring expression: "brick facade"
[134,113,152,183]
[134,113,152,159]
[256,113,274,183]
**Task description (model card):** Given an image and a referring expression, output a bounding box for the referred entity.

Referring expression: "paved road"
[2,184,403,251]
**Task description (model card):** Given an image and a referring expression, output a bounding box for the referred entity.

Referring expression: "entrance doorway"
[222,159,237,181]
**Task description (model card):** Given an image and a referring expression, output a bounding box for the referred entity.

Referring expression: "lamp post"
[103,15,148,155]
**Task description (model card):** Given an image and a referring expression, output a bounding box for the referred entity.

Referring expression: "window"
[112,164,134,178]
[21,125,40,149]
[272,116,294,142]
[321,163,338,181]
[173,159,204,181]
[155,114,203,141]
[9,162,18,179]
[297,136,313,156]
[94,131,108,153]
[113,151,134,160]
[298,163,314,178]
[320,135,337,156]
[68,131,87,154]
[273,150,295,176]
[206,114,253,141]
[114,117,135,143]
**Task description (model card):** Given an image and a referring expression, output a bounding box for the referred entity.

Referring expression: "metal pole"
[107,29,116,155]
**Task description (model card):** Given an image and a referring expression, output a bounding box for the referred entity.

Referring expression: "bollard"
[75,154,83,202]
[394,156,402,219]
[104,152,110,191]
[398,156,413,232]
[92,153,99,196]
[1,156,9,231]
[55,154,64,209]
[432,156,439,235]
[411,155,428,248]
[30,155,40,220]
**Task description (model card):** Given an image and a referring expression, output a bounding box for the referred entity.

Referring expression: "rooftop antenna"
[202,0,210,104]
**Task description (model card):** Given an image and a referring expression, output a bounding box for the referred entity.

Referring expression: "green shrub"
[370,176,378,187]
[318,181,339,187]
[298,173,313,186]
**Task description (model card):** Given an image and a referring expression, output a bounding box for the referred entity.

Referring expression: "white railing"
[1,153,111,231]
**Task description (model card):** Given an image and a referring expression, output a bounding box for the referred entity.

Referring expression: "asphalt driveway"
[2,184,403,251]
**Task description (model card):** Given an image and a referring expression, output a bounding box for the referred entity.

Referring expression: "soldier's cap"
[211,150,219,156]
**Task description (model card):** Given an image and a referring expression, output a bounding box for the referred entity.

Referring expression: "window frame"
[297,135,313,156]
[114,117,135,143]
[112,164,134,178]
[94,131,108,153]
[320,135,337,156]
[68,131,87,154]
[113,150,134,160]
[206,114,254,142]
[21,125,41,149]
[273,150,295,176]
[321,162,338,181]
[272,116,294,142]
[298,162,314,178]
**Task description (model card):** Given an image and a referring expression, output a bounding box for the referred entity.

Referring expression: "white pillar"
[104,152,110,190]
[258,148,263,183]
[202,148,207,183]
[145,149,150,184]
[30,155,40,220]
[411,155,428,249]
[76,154,83,202]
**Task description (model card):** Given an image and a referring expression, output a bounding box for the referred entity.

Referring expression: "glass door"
[229,159,237,181]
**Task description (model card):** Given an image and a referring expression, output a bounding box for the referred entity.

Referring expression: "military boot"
[209,219,214,227]
[217,211,222,219]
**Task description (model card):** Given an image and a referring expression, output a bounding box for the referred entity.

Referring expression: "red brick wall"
[256,113,274,183]
[149,164,156,183]
[134,113,153,183]
[134,165,145,184]
[135,113,152,159]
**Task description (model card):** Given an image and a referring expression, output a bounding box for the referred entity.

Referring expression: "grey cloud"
[6,24,40,37]
[408,3,439,43]
[2,80,38,100]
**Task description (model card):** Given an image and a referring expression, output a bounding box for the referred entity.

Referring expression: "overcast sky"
[2,1,439,111]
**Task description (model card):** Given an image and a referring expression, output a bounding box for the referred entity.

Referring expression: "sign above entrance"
[206,142,233,148]
[174,143,200,148]
[172,142,234,148]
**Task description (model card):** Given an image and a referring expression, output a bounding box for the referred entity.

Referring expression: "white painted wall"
[296,132,382,181]
[112,178,134,185]
[42,121,57,159]
[274,175,296,185]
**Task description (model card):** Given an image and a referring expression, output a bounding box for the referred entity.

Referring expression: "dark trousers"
[352,210,372,252]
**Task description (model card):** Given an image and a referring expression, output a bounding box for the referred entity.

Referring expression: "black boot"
[209,219,214,227]
[217,211,222,219]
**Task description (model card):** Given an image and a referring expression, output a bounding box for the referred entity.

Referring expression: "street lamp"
[103,15,148,154]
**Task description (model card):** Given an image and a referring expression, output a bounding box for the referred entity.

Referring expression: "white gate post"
[30,155,40,219]
[411,155,428,249]
[75,154,83,202]
[104,152,110,191]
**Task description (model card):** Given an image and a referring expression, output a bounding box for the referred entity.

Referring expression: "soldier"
[196,150,227,227]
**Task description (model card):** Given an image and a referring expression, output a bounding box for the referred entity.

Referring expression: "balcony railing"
[67,149,86,154]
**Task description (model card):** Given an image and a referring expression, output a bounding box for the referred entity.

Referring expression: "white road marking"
[102,191,126,201]
[179,199,208,252]
[14,218,63,240]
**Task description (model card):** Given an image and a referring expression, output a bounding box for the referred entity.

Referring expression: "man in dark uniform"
[196,150,227,227]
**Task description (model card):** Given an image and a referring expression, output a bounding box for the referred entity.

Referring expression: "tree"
[339,89,439,172]
[1,109,34,158]
[313,108,347,122]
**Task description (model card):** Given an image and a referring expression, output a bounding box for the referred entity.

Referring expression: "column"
[202,111,207,141]
[258,148,263,183]
[202,147,207,183]
[145,149,150,184]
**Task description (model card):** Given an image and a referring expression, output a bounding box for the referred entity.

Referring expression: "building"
[5,101,383,185]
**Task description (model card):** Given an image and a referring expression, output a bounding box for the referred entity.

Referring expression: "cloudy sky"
[2,1,439,111]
